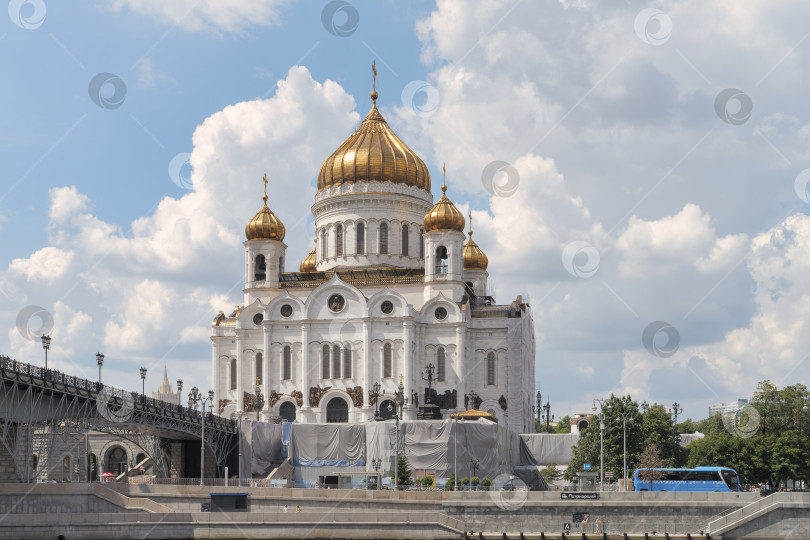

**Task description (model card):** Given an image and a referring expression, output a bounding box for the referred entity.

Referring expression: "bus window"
[721,470,739,492]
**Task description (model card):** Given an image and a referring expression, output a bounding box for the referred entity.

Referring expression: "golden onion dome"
[245,174,286,241]
[317,64,431,193]
[299,245,317,272]
[462,213,488,270]
[423,170,465,232]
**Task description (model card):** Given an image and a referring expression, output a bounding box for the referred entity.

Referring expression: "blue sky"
[2,0,810,425]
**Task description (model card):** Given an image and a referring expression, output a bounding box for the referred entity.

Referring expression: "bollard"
[521,533,525,540]
[503,533,507,540]
[480,532,484,540]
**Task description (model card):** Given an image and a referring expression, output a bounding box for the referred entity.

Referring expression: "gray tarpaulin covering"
[233,419,281,478]
[520,433,580,465]
[239,419,284,477]
[288,423,366,466]
[361,419,537,478]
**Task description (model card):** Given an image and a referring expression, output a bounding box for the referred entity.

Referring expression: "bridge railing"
[0,354,235,433]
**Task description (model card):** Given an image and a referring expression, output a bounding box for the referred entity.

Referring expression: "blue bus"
[633,467,740,492]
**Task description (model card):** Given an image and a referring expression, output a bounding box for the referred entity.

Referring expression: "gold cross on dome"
[399,374,404,383]
[372,60,377,92]
[263,173,268,196]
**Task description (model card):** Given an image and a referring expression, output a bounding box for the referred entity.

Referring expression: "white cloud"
[0,66,358,392]
[9,247,75,284]
[110,0,286,33]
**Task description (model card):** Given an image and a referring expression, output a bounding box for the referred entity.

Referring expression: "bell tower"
[423,167,466,301]
[244,174,287,304]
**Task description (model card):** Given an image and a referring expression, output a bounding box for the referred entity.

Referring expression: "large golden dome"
[299,245,316,272]
[317,92,431,192]
[424,178,465,232]
[245,174,286,241]
[462,213,488,270]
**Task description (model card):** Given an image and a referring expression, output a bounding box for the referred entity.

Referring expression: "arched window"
[379,399,396,419]
[437,348,446,382]
[283,346,292,380]
[62,455,71,481]
[486,352,496,385]
[106,447,127,475]
[136,452,146,465]
[419,227,424,259]
[383,343,392,378]
[401,225,409,256]
[436,246,448,274]
[321,229,327,260]
[255,353,263,385]
[322,345,330,379]
[335,224,344,256]
[332,344,341,379]
[326,397,349,423]
[356,222,365,255]
[87,453,97,481]
[230,359,237,390]
[279,256,284,274]
[379,222,388,254]
[279,401,296,422]
[343,347,352,378]
[254,254,266,281]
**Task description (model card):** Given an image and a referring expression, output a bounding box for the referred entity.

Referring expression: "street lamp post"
[617,411,634,491]
[188,386,215,485]
[670,402,683,424]
[387,377,407,490]
[371,458,381,471]
[592,398,611,490]
[139,367,147,401]
[543,401,553,433]
[535,391,542,433]
[96,353,104,384]
[234,409,245,485]
[176,380,183,406]
[254,385,263,421]
[370,381,381,419]
[41,335,51,370]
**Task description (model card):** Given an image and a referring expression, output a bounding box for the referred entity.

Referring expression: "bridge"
[0,355,237,482]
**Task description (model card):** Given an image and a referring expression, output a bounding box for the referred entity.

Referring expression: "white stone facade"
[211,131,536,435]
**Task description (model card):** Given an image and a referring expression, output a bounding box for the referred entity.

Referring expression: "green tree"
[555,416,572,433]
[445,472,457,490]
[481,477,492,487]
[420,475,434,488]
[539,463,562,485]
[395,454,413,487]
[641,403,684,467]
[566,395,645,481]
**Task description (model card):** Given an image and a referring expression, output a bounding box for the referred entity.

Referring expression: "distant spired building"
[211,72,536,434]
[152,366,180,405]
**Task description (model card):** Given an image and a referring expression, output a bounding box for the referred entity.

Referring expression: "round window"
[434,307,447,320]
[280,304,293,318]
[252,313,264,326]
[381,300,394,314]
[328,294,346,313]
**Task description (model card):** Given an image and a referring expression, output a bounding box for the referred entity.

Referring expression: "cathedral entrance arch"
[326,397,349,423]
[279,401,296,422]
[379,399,396,420]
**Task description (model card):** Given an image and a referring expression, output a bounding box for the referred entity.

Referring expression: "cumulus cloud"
[0,66,357,392]
[407,0,810,418]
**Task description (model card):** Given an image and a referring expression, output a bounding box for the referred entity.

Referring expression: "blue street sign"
[583,463,592,470]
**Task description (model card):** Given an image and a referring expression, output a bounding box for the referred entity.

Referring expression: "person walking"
[296,505,301,513]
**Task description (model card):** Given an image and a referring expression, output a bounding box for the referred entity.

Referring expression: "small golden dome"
[317,65,430,193]
[299,245,317,272]
[463,213,488,270]
[245,174,286,241]
[424,168,465,232]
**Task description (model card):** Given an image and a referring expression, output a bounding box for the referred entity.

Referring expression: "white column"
[236,332,244,411]
[211,338,219,412]
[456,324,465,412]
[403,320,413,407]
[301,323,310,411]
[264,322,271,418]
[362,320,371,414]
